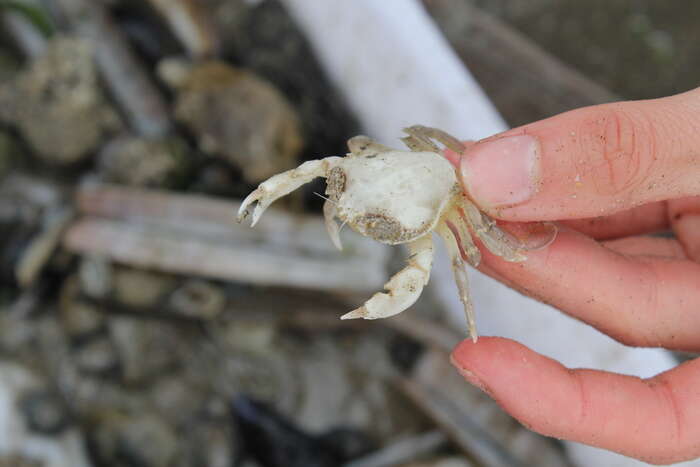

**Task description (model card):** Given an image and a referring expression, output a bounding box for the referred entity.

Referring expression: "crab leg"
[444,206,481,267]
[437,223,478,342]
[401,134,440,153]
[237,156,342,226]
[402,125,467,154]
[341,235,434,320]
[459,196,527,262]
[323,199,343,250]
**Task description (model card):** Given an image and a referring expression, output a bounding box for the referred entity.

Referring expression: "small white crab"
[238,126,556,340]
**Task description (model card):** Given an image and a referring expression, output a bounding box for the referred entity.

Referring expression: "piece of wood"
[398,348,573,467]
[399,377,522,467]
[421,0,619,126]
[343,430,448,467]
[64,184,389,292]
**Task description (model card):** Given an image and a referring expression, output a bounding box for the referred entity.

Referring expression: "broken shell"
[203,0,359,159]
[159,58,303,182]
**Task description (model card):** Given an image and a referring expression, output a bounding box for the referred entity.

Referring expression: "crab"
[237,126,557,341]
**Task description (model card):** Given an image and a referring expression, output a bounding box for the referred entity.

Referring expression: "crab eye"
[325,167,346,202]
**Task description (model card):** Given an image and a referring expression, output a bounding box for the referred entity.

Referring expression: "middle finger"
[477,227,700,352]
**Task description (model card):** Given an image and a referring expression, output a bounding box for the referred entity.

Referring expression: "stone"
[0,36,120,164]
[159,58,303,182]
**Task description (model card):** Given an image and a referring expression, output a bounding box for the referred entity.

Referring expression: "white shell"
[332,150,459,245]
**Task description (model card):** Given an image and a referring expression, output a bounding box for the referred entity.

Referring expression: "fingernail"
[450,354,488,393]
[460,135,540,209]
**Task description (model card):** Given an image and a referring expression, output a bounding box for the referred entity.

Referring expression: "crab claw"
[237,157,343,228]
[339,278,421,320]
[340,306,368,320]
[341,235,434,321]
[237,188,270,227]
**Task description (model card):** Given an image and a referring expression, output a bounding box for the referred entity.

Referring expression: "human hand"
[446,88,700,464]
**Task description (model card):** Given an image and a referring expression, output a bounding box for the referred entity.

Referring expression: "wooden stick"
[64,184,388,292]
[343,430,448,467]
[397,348,573,467]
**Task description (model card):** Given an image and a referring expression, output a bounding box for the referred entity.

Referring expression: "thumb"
[456,88,700,221]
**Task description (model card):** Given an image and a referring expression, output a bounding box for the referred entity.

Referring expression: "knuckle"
[577,106,658,196]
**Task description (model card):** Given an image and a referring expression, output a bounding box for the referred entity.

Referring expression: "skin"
[446,87,700,464]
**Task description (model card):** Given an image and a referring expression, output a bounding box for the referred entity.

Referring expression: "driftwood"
[399,377,520,467]
[386,314,571,466]
[421,0,619,126]
[343,430,448,467]
[398,346,572,467]
[63,184,389,293]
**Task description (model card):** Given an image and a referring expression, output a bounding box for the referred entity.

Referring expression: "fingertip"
[451,337,541,397]
[453,335,700,463]
[451,336,508,365]
[452,337,577,436]
[450,337,503,392]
